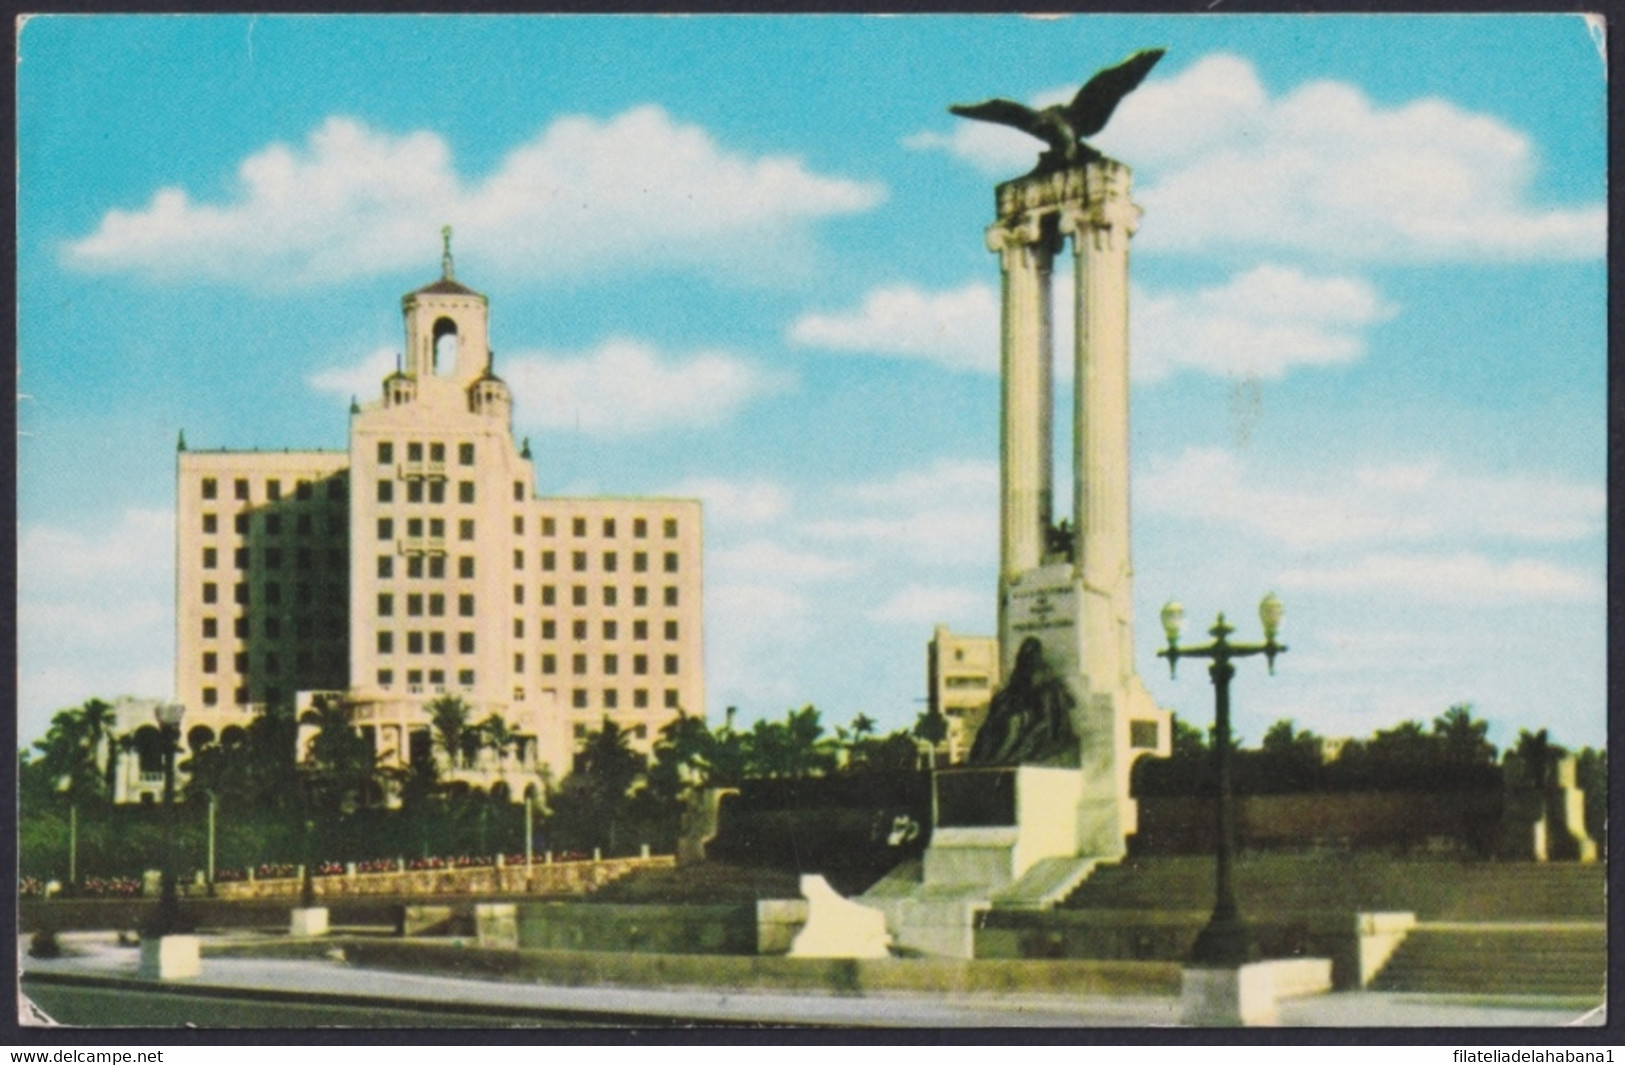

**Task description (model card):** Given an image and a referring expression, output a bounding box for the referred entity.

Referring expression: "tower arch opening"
[432,318,460,378]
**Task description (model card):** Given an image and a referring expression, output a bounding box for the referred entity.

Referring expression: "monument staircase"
[974,853,1605,995]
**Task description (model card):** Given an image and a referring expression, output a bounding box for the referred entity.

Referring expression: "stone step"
[1372,927,1606,995]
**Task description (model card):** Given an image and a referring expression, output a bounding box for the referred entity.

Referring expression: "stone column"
[988,213,1059,591]
[1061,161,1141,691]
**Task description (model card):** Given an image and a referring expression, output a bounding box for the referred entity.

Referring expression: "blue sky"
[17,15,1607,752]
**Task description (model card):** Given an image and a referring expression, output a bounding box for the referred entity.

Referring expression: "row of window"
[200,511,344,537]
[202,546,343,571]
[512,617,681,642]
[201,649,342,675]
[201,477,345,503]
[571,688,681,711]
[510,652,682,677]
[377,479,478,505]
[514,584,682,608]
[200,615,345,640]
[375,631,477,655]
[376,440,477,467]
[200,582,344,607]
[375,668,476,689]
[200,686,279,707]
[519,549,680,574]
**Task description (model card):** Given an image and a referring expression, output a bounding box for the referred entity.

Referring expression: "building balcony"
[398,460,447,481]
[399,536,447,555]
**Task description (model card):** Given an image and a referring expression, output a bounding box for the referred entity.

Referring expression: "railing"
[399,460,447,481]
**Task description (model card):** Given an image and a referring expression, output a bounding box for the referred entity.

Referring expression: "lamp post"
[151,702,187,937]
[1157,593,1286,967]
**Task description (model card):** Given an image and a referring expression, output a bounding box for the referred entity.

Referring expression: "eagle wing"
[948,98,1045,139]
[1065,48,1165,138]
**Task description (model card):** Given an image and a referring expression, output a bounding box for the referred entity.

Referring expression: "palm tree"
[1432,704,1496,765]
[427,695,472,772]
[477,713,518,770]
[303,694,377,813]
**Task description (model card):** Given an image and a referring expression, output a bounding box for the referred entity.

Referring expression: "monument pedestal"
[139,935,201,980]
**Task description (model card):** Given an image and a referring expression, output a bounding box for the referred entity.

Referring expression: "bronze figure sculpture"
[949,48,1165,173]
[968,637,1080,767]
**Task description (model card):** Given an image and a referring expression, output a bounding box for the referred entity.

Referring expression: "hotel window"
[541,585,556,606]
[572,655,587,676]
[235,687,249,704]
[234,652,249,673]
[634,689,649,708]
[459,442,475,466]
[541,517,556,536]
[514,619,525,638]
[266,515,282,536]
[235,514,250,535]
[378,441,394,464]
[378,669,394,686]
[459,481,475,504]
[514,550,524,570]
[430,443,445,464]
[430,518,444,538]
[428,669,444,685]
[265,548,282,570]
[572,517,586,537]
[664,586,679,607]
[407,518,424,539]
[513,481,524,502]
[633,552,648,573]
[633,655,648,675]
[378,480,393,503]
[460,519,475,541]
[634,586,648,607]
[542,655,557,675]
[429,632,446,654]
[203,688,218,706]
[455,556,472,579]
[408,594,423,617]
[429,593,445,616]
[542,620,557,639]
[664,552,679,573]
[202,617,217,638]
[604,552,618,572]
[459,669,475,686]
[428,556,445,579]
[429,480,445,504]
[633,620,648,640]
[407,669,423,685]
[573,620,588,640]
[203,547,217,569]
[633,518,647,538]
[378,518,394,540]
[378,556,394,579]
[327,479,345,502]
[514,584,525,605]
[664,654,679,675]
[513,654,524,673]
[603,518,616,538]
[458,632,475,654]
[378,593,394,616]
[203,652,217,674]
[603,620,618,640]
[542,551,556,571]
[297,481,313,501]
[664,620,679,640]
[235,478,250,501]
[604,654,619,675]
[573,551,587,572]
[202,513,217,533]
[202,478,217,500]
[235,618,250,639]
[459,594,475,617]
[665,689,680,709]
[664,518,678,538]
[571,586,587,607]
[604,689,619,709]
[407,632,424,654]
[407,556,424,578]
[234,583,250,605]
[407,480,424,504]
[377,632,394,654]
[267,479,282,501]
[513,515,524,534]
[408,442,423,462]
[572,689,588,709]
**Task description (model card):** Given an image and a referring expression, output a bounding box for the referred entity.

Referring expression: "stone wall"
[1132,792,1503,856]
[209,855,673,900]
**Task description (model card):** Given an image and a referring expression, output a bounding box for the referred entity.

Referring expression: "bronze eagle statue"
[949,48,1165,173]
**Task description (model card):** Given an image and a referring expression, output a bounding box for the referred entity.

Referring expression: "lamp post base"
[138,935,201,981]
[290,907,330,937]
[1180,962,1278,1026]
[1188,914,1258,967]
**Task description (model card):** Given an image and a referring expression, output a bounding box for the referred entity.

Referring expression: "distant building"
[926,625,1000,763]
[157,241,704,802]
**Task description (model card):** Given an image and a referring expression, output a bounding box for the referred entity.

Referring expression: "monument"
[865,49,1172,958]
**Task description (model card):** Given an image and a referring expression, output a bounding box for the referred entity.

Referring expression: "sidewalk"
[18,934,1604,1029]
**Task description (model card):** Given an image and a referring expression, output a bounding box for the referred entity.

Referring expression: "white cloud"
[915,54,1603,262]
[1139,447,1605,549]
[500,338,790,436]
[808,459,998,566]
[869,584,984,626]
[1279,553,1601,603]
[789,282,1001,372]
[65,109,885,287]
[711,540,857,583]
[308,346,398,397]
[660,478,790,529]
[17,508,176,744]
[1134,265,1395,381]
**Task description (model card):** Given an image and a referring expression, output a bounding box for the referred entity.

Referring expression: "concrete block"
[1180,963,1279,1026]
[475,903,518,949]
[789,875,891,959]
[290,907,329,937]
[756,898,809,955]
[139,935,201,980]
[399,904,455,937]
